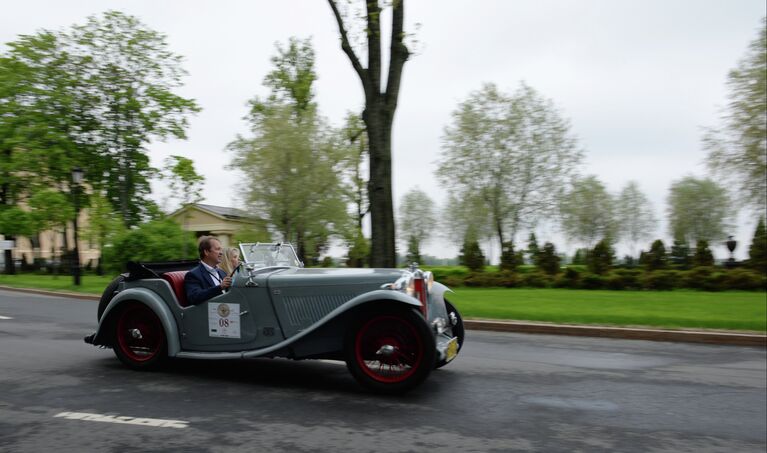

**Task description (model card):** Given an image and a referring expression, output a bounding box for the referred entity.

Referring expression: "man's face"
[204,239,223,266]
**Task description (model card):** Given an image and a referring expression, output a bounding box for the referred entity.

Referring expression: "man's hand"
[220,276,232,290]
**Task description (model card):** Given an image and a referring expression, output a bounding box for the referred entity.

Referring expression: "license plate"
[445,337,459,363]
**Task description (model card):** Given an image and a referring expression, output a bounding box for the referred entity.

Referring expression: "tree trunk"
[364,101,396,268]
[328,0,408,269]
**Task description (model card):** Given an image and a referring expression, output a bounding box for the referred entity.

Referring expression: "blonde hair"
[220,247,241,275]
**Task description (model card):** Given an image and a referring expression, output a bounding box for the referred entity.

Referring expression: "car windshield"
[239,243,302,268]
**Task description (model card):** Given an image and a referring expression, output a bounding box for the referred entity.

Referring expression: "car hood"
[266,267,406,288]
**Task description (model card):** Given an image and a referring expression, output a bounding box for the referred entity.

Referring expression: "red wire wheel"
[113,302,167,370]
[345,309,435,394]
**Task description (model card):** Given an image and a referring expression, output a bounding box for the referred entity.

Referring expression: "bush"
[463,272,502,287]
[554,267,581,288]
[102,219,198,273]
[640,270,679,290]
[604,269,642,290]
[693,240,714,267]
[722,268,767,291]
[520,271,552,288]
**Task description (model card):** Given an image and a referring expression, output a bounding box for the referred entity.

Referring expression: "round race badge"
[217,303,230,318]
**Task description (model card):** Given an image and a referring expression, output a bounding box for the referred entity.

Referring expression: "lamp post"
[71,167,83,286]
[726,235,737,269]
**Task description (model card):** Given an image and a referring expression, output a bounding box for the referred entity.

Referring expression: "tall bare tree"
[327,0,409,267]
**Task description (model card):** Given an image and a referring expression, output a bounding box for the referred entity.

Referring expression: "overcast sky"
[2,1,765,259]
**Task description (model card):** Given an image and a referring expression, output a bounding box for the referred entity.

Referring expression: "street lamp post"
[72,167,83,286]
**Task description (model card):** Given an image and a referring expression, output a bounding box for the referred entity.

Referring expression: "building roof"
[194,203,253,220]
[169,203,257,222]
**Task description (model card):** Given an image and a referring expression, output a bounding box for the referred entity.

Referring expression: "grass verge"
[0,274,114,295]
[447,288,767,332]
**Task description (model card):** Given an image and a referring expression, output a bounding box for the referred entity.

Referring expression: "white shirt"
[201,261,221,286]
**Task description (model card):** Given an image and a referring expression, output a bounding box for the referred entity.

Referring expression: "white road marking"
[0,315,12,320]
[54,411,188,429]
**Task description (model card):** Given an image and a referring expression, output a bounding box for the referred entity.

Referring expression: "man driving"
[184,236,232,305]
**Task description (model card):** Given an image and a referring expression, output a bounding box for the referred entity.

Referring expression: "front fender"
[239,289,422,359]
[93,287,181,357]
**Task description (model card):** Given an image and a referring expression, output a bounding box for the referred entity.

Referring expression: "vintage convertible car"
[85,243,464,393]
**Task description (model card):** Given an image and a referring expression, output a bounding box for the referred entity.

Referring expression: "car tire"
[435,299,465,369]
[97,274,127,322]
[344,307,436,394]
[112,301,167,370]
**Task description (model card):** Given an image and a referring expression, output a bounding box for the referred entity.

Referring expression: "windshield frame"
[238,242,303,269]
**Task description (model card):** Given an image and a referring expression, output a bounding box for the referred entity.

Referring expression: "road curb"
[464,320,767,347]
[2,285,764,347]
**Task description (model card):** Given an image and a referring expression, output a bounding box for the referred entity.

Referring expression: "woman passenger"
[220,247,241,275]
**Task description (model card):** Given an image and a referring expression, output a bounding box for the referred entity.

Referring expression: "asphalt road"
[0,289,765,453]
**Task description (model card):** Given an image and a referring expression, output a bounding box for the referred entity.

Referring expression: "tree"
[83,194,125,275]
[499,241,523,272]
[459,232,485,272]
[1,12,199,227]
[705,17,766,217]
[692,240,714,267]
[560,176,615,248]
[748,217,767,272]
[616,181,657,255]
[669,238,692,270]
[338,112,369,235]
[101,219,197,273]
[537,242,561,275]
[161,155,205,211]
[526,233,540,265]
[228,38,348,264]
[67,11,201,225]
[328,0,410,267]
[28,189,74,270]
[398,187,436,265]
[0,207,34,273]
[643,239,668,271]
[667,177,731,245]
[405,235,421,265]
[587,238,614,275]
[438,82,582,252]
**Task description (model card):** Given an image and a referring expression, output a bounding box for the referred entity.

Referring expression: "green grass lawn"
[447,288,767,332]
[0,274,115,295]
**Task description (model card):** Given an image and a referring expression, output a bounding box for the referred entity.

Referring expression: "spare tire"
[97,274,127,322]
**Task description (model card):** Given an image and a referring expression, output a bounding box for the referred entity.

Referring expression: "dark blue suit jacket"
[184,263,227,306]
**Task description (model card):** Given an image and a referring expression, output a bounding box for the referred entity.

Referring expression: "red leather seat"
[162,271,189,307]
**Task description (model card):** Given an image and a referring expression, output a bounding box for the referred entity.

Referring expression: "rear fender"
[92,287,181,357]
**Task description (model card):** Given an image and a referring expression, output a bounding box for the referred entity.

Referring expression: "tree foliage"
[642,239,668,271]
[1,11,199,227]
[587,238,614,275]
[438,82,582,250]
[667,177,731,245]
[459,232,485,272]
[560,175,614,247]
[398,187,436,264]
[616,181,657,252]
[748,217,767,272]
[161,155,205,211]
[705,17,766,216]
[537,242,561,275]
[669,238,692,270]
[692,240,714,267]
[228,38,348,264]
[101,219,197,273]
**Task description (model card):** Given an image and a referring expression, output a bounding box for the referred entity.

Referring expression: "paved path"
[0,290,765,452]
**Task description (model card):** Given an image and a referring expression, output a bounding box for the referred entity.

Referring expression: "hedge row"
[432,267,766,291]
